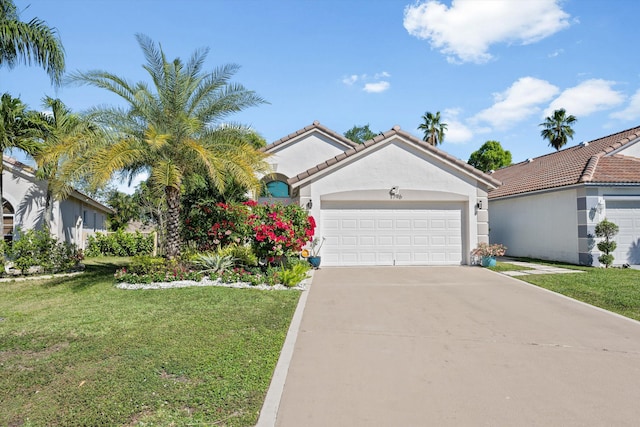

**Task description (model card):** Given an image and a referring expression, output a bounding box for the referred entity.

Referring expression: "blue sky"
[2,0,640,192]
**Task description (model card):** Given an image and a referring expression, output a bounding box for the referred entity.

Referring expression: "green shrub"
[191,253,235,274]
[86,230,154,257]
[217,244,258,267]
[128,256,166,275]
[7,228,83,274]
[595,218,619,268]
[279,262,310,287]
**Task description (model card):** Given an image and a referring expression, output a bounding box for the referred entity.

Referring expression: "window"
[3,199,14,242]
[262,180,290,198]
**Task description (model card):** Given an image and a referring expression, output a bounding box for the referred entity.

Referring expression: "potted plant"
[471,242,507,267]
[305,237,325,269]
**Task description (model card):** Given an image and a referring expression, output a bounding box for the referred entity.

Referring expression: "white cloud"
[544,79,625,117]
[610,89,640,121]
[343,71,392,93]
[473,77,559,129]
[442,108,473,143]
[342,74,359,85]
[363,81,390,93]
[548,49,564,58]
[403,0,571,64]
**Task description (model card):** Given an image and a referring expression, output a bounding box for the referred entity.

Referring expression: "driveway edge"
[255,270,314,427]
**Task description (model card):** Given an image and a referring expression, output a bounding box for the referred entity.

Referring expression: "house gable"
[289,126,500,191]
[261,121,357,180]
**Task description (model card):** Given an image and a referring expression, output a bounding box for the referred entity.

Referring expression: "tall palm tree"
[539,108,577,151]
[34,97,99,229]
[418,111,447,146]
[0,0,65,85]
[67,34,270,258]
[0,93,41,236]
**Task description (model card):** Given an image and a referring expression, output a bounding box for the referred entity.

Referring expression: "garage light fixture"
[389,186,402,199]
[306,200,313,209]
[476,200,483,210]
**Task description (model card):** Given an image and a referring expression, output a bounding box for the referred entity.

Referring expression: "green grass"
[488,262,534,272]
[0,257,300,426]
[517,264,640,321]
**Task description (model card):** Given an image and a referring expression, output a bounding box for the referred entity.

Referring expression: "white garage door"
[605,200,640,265]
[320,202,463,266]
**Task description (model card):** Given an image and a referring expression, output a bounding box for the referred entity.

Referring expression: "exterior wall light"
[306,200,313,209]
[476,200,483,210]
[389,186,402,199]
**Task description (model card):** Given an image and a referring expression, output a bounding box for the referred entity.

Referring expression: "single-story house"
[3,155,112,247]
[489,125,640,267]
[259,121,500,266]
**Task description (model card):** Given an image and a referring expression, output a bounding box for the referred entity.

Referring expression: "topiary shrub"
[595,218,619,268]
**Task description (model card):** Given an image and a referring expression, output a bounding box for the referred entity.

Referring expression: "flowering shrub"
[249,203,315,261]
[182,200,315,262]
[471,242,507,257]
[183,201,254,250]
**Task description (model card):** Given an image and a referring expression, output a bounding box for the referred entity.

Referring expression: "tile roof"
[261,120,359,153]
[489,126,640,199]
[287,125,501,188]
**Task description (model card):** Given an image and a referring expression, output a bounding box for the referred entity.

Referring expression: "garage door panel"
[321,204,463,266]
[604,201,640,265]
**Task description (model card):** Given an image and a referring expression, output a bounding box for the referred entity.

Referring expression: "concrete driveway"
[271,267,640,426]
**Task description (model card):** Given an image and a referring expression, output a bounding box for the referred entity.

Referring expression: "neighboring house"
[260,121,500,266]
[489,126,640,267]
[3,156,112,248]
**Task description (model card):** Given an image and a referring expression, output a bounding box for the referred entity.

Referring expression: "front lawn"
[0,257,300,426]
[488,262,534,272]
[517,264,640,321]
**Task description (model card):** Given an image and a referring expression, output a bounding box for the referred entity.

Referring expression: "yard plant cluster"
[2,228,84,275]
[113,201,316,287]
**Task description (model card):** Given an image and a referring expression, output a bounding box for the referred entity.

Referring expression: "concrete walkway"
[261,266,640,426]
[495,257,584,277]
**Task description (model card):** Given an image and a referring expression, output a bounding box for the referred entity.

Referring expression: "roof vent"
[580,141,589,147]
[527,158,534,163]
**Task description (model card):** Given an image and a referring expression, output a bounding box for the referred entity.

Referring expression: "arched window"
[3,199,14,242]
[262,180,290,198]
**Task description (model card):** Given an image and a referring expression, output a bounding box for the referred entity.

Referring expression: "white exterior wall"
[298,139,486,264]
[3,162,109,246]
[614,139,640,158]
[266,131,351,179]
[489,188,579,264]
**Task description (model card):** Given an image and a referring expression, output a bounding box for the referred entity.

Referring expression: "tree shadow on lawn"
[41,258,129,292]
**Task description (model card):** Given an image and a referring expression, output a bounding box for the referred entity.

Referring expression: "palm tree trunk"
[164,185,181,259]
[44,188,53,232]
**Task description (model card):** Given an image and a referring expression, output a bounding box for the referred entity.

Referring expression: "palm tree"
[0,0,65,85]
[418,111,447,146]
[539,108,577,151]
[0,93,41,236]
[34,97,99,229]
[67,34,269,258]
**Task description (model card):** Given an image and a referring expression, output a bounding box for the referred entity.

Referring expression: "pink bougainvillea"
[182,200,315,261]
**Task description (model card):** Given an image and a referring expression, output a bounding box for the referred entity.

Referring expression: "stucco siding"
[489,188,579,264]
[615,139,640,158]
[298,139,485,264]
[266,132,349,179]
